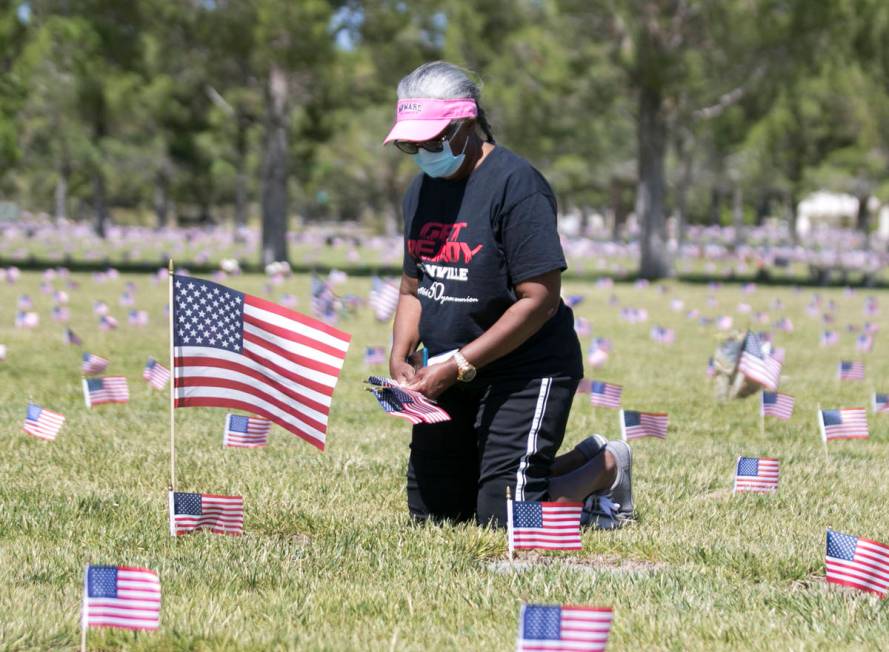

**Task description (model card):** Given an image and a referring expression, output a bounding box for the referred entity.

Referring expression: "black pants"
[406,375,580,528]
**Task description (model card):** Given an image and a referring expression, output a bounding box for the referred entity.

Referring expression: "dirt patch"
[487,552,665,575]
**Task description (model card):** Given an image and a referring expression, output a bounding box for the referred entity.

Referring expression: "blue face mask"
[413,138,467,178]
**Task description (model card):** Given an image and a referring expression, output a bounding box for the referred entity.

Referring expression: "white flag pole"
[506,485,514,562]
[168,259,176,491]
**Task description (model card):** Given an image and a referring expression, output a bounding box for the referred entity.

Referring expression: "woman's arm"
[404,269,562,398]
[389,273,422,384]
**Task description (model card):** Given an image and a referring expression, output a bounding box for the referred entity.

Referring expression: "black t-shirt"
[402,146,582,380]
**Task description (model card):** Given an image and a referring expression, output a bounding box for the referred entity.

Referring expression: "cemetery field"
[2,271,889,651]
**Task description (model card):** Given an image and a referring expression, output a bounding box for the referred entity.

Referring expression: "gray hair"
[396,61,495,143]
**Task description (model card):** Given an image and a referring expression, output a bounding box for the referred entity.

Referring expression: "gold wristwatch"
[453,350,477,382]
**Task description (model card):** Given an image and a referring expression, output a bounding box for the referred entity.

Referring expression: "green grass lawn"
[1,272,888,650]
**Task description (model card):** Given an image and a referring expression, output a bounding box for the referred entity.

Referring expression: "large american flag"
[172,275,350,451]
[838,361,865,381]
[819,407,869,441]
[224,413,271,448]
[762,391,794,420]
[825,529,889,599]
[83,377,129,407]
[23,402,65,441]
[516,604,612,652]
[589,381,622,409]
[508,500,583,551]
[169,491,244,536]
[82,352,109,375]
[874,393,889,414]
[366,376,450,424]
[368,276,400,322]
[143,357,170,390]
[82,565,161,631]
[737,332,781,391]
[620,409,668,440]
[733,457,779,493]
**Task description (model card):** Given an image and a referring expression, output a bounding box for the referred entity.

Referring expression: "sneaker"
[575,433,607,460]
[604,439,633,519]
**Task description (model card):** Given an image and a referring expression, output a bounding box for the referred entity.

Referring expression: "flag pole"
[817,403,829,462]
[759,393,765,438]
[80,565,88,652]
[168,259,176,491]
[506,485,514,562]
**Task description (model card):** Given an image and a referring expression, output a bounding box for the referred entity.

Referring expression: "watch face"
[462,366,477,381]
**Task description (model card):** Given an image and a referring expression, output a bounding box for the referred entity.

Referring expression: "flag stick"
[80,565,88,652]
[506,485,514,562]
[759,394,765,438]
[168,259,175,491]
[80,623,87,652]
[817,403,829,462]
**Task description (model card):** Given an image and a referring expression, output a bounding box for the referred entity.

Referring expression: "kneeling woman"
[385,61,632,528]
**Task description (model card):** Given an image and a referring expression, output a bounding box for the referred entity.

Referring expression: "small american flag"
[650,325,675,344]
[733,456,779,493]
[620,409,668,440]
[64,328,82,346]
[52,305,70,322]
[820,330,838,346]
[23,402,65,441]
[508,500,583,551]
[716,315,733,330]
[737,332,781,391]
[574,317,591,336]
[819,407,869,441]
[366,377,450,425]
[82,565,161,631]
[15,311,39,328]
[143,357,170,390]
[99,315,118,331]
[825,529,889,599]
[762,392,794,420]
[874,393,889,414]
[82,352,109,375]
[706,357,716,378]
[589,381,622,409]
[169,491,244,536]
[0,344,6,361]
[771,347,786,364]
[83,377,129,407]
[565,294,584,308]
[856,334,874,352]
[864,297,879,316]
[838,361,865,381]
[516,604,612,652]
[364,346,387,366]
[775,317,794,332]
[119,291,135,306]
[311,274,338,323]
[128,309,149,326]
[588,338,610,368]
[224,413,271,448]
[93,300,108,316]
[17,294,32,309]
[576,379,592,394]
[368,277,400,322]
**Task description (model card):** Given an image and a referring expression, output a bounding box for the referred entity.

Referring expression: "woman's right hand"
[390,359,417,385]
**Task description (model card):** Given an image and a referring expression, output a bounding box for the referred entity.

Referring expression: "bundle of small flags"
[364,346,387,366]
[838,360,865,381]
[23,402,65,441]
[507,498,583,551]
[589,381,622,409]
[733,456,779,493]
[169,491,244,536]
[365,376,450,424]
[737,331,781,391]
[81,564,161,631]
[81,352,109,375]
[620,409,668,440]
[825,529,889,598]
[516,604,612,652]
[143,357,170,390]
[223,413,271,448]
[762,391,794,420]
[819,407,869,441]
[83,377,130,407]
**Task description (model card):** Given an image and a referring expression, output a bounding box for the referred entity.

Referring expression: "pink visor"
[383,98,478,144]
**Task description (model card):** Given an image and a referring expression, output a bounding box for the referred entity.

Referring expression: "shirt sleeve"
[499,192,567,285]
[402,177,421,279]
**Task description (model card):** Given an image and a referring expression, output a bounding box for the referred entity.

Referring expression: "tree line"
[1,0,888,277]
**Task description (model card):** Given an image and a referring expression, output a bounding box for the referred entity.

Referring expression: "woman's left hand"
[403,360,458,400]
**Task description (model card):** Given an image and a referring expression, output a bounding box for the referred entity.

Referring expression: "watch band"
[453,351,476,382]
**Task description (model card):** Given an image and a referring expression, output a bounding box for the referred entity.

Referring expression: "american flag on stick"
[23,402,65,441]
[82,565,161,631]
[838,361,865,381]
[169,491,244,536]
[99,315,118,331]
[737,331,781,391]
[733,456,779,493]
[874,393,889,414]
[368,276,400,322]
[172,275,350,451]
[589,381,622,409]
[762,392,794,420]
[821,330,838,346]
[507,499,583,551]
[620,409,668,440]
[588,338,610,368]
[223,413,271,448]
[64,328,82,346]
[825,529,889,599]
[83,377,129,407]
[366,376,450,424]
[819,407,869,441]
[364,346,386,366]
[81,352,109,375]
[516,604,612,652]
[856,334,874,353]
[143,357,170,390]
